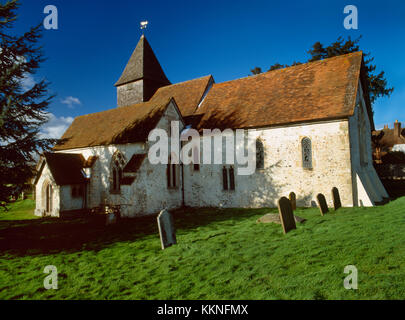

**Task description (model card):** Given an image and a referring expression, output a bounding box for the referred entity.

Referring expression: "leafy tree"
[268,63,287,71]
[250,67,262,75]
[381,151,405,165]
[251,36,393,109]
[307,36,393,105]
[0,0,55,203]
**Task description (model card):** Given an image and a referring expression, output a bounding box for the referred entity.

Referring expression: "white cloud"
[40,113,74,139]
[61,96,82,108]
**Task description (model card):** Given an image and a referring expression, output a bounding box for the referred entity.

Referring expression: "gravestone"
[277,197,296,234]
[289,192,297,211]
[332,187,342,210]
[316,193,329,216]
[157,209,177,249]
[106,213,117,225]
[105,205,117,225]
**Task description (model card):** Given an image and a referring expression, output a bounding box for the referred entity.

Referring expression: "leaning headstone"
[289,192,297,211]
[332,187,342,210]
[316,193,329,216]
[277,197,296,234]
[157,209,177,249]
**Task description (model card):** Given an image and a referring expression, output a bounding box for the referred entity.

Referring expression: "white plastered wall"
[34,163,60,217]
[54,100,184,217]
[348,81,389,206]
[183,119,355,208]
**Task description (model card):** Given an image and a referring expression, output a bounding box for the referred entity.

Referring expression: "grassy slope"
[0,198,404,300]
[0,199,38,221]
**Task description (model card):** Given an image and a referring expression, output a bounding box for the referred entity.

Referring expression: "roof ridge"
[215,51,363,86]
[73,97,172,120]
[195,50,363,130]
[54,97,174,150]
[160,75,212,87]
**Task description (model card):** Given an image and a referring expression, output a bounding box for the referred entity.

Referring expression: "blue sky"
[11,0,405,136]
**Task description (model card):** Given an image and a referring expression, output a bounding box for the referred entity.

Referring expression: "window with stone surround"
[301,137,313,169]
[229,166,235,190]
[222,166,228,190]
[193,146,200,171]
[222,166,235,191]
[256,139,265,170]
[71,185,83,198]
[110,151,126,193]
[167,155,178,188]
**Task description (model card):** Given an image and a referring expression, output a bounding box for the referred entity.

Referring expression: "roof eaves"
[197,115,351,133]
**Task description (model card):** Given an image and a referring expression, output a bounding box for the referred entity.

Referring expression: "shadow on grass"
[381,179,405,199]
[0,206,266,256]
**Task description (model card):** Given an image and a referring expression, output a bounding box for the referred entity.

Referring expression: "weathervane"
[140,21,148,34]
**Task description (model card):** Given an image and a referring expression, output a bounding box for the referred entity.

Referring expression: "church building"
[34,35,388,217]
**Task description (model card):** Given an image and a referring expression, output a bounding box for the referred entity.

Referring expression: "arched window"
[193,146,200,171]
[301,137,313,169]
[256,139,264,170]
[45,183,53,213]
[222,166,235,191]
[229,166,235,190]
[71,185,83,198]
[222,166,228,190]
[110,151,126,193]
[167,154,178,188]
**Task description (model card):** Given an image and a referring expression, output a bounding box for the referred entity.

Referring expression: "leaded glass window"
[256,139,264,170]
[301,137,313,169]
[110,151,126,192]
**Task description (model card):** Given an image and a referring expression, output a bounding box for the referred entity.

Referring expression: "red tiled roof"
[43,153,87,185]
[55,52,368,152]
[54,97,173,151]
[123,154,146,173]
[83,156,98,168]
[150,75,212,117]
[195,51,364,130]
[121,177,136,185]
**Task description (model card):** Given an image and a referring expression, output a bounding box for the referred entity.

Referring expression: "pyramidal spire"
[115,35,171,107]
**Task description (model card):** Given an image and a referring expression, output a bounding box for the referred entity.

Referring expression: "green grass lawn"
[0,197,405,300]
[0,199,38,221]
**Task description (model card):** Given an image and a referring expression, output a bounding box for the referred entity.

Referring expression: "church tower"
[115,35,171,107]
